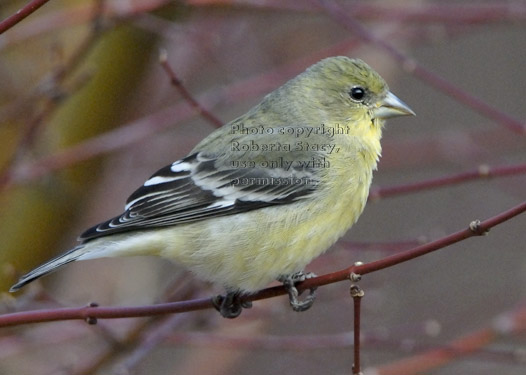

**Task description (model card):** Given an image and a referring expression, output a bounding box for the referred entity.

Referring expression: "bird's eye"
[349,86,366,102]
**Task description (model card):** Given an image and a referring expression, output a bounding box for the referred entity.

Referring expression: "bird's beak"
[373,91,415,119]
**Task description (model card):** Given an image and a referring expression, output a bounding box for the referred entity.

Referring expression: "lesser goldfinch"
[10,57,414,318]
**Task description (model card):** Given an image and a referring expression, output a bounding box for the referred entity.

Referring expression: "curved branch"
[370,163,526,200]
[1,200,524,328]
[159,50,224,128]
[0,0,51,34]
[0,298,212,327]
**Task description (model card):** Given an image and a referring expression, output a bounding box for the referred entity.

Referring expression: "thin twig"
[349,201,526,277]
[370,163,526,200]
[350,284,365,375]
[0,0,51,34]
[159,50,223,128]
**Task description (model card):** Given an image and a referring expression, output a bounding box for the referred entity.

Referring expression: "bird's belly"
[156,191,368,292]
[88,167,372,294]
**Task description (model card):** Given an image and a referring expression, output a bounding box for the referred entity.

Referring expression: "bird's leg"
[212,291,252,319]
[277,271,317,312]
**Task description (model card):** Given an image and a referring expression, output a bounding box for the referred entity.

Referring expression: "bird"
[10,56,415,318]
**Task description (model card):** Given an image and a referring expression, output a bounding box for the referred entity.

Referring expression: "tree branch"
[370,163,526,200]
[159,50,224,128]
[2,199,524,328]
[0,0,51,34]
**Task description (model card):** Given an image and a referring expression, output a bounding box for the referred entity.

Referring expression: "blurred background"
[1,0,525,374]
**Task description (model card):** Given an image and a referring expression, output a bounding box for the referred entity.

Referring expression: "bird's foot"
[278,271,317,312]
[212,292,252,319]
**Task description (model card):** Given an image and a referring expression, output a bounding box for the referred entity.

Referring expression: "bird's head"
[283,56,415,129]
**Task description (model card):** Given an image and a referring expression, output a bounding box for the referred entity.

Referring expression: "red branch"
[159,50,224,128]
[352,200,526,276]
[0,0,51,34]
[1,199,524,328]
[351,285,364,374]
[0,298,212,327]
[370,163,526,200]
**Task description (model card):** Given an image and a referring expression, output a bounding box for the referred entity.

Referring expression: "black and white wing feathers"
[80,152,319,241]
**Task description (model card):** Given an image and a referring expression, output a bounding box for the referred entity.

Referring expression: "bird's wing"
[79,145,322,241]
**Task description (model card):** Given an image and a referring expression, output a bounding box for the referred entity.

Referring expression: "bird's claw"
[278,271,317,312]
[212,292,252,319]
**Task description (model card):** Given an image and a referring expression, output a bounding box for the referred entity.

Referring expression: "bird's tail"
[9,246,86,292]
